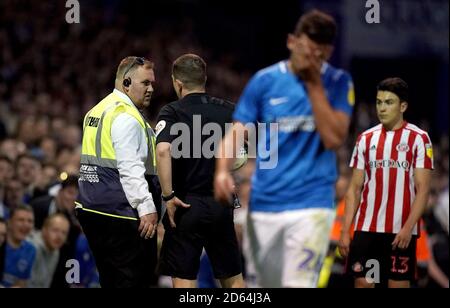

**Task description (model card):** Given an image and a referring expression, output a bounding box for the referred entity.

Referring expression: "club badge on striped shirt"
[396,143,410,152]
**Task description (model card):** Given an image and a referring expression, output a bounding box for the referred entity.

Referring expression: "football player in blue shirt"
[215,10,355,287]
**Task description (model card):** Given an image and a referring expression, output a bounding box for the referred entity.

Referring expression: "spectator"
[0,139,27,162]
[30,175,79,230]
[3,177,26,211]
[0,156,14,219]
[28,214,70,288]
[1,205,36,288]
[30,175,81,288]
[16,154,42,203]
[0,218,6,283]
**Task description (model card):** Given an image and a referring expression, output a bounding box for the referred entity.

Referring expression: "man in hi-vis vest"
[76,56,159,288]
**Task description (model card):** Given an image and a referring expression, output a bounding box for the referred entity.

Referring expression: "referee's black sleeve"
[155,104,178,144]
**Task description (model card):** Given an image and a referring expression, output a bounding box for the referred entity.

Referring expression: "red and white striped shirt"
[349,122,434,235]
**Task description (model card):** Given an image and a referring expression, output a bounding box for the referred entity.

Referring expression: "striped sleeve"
[413,132,434,169]
[349,134,365,170]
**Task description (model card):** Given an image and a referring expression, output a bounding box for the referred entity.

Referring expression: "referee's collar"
[183,92,206,98]
[113,89,135,108]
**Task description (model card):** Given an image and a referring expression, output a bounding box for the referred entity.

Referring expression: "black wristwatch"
[162,191,176,202]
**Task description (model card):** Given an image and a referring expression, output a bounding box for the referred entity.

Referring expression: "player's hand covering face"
[288,34,327,84]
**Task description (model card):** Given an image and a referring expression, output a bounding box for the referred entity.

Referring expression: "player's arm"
[214,121,248,205]
[338,168,364,257]
[306,84,350,150]
[392,168,431,250]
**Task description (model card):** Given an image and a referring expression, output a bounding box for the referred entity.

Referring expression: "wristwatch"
[162,191,176,202]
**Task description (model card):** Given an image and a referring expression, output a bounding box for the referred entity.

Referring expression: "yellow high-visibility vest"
[76,91,156,220]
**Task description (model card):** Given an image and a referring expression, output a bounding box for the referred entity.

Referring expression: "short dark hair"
[377,77,409,102]
[0,217,6,225]
[0,155,12,165]
[10,204,34,219]
[294,9,337,45]
[172,54,207,89]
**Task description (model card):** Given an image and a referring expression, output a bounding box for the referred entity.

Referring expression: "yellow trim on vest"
[75,202,138,221]
[82,92,149,161]
[151,135,156,167]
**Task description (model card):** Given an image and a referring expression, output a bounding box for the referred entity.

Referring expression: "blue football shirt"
[233,61,354,212]
[2,240,36,287]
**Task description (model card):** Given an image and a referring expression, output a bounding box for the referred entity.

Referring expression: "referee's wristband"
[162,191,176,202]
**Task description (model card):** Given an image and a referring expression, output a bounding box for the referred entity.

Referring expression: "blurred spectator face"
[124,67,155,109]
[58,183,79,212]
[17,156,41,186]
[61,125,81,149]
[10,92,28,114]
[0,158,14,185]
[8,209,34,243]
[5,179,25,208]
[35,164,58,191]
[40,137,57,162]
[0,220,6,246]
[51,117,65,135]
[42,164,58,186]
[56,148,73,170]
[36,93,51,115]
[16,116,37,145]
[376,91,407,128]
[34,117,50,141]
[0,139,27,161]
[42,215,70,251]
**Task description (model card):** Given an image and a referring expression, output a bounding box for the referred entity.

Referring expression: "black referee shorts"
[158,195,242,280]
[76,209,158,288]
[347,231,417,283]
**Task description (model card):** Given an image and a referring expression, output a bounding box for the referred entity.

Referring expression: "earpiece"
[123,77,131,87]
[122,57,146,88]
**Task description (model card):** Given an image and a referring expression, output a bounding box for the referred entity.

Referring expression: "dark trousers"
[77,209,157,288]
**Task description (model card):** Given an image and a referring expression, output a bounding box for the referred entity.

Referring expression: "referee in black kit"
[155,54,245,288]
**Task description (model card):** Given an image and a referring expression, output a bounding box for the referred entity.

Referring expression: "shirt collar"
[283,60,329,75]
[321,62,329,74]
[113,89,135,108]
[382,120,408,133]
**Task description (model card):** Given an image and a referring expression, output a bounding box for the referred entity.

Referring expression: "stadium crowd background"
[0,0,448,287]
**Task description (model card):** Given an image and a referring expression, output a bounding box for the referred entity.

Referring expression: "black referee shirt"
[156,93,234,198]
